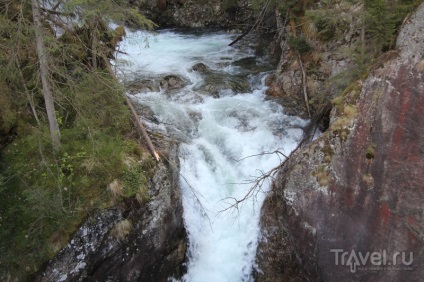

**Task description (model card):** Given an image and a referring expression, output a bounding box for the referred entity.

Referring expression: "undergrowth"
[0,72,154,281]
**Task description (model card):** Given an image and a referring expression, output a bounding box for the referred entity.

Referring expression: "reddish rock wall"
[256,3,424,281]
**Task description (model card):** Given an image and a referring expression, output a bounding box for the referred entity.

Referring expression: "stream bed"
[119,29,307,282]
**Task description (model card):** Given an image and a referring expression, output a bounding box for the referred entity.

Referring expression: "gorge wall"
[255,2,424,281]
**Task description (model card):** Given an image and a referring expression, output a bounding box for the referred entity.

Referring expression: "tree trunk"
[31,0,61,149]
[90,21,98,69]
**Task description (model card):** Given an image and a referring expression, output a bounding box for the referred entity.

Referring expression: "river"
[119,29,306,282]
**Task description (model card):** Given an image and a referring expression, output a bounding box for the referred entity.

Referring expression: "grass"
[312,165,330,187]
[111,219,133,241]
[0,72,156,281]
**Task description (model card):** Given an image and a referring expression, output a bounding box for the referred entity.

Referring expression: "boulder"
[190,62,209,73]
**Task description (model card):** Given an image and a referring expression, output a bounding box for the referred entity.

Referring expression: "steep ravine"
[255,2,424,281]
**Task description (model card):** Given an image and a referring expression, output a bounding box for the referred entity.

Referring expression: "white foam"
[119,30,306,282]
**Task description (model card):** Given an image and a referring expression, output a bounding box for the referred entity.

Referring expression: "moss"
[312,165,330,187]
[322,141,334,164]
[122,163,147,198]
[365,144,376,159]
[362,173,374,187]
[332,95,344,106]
[110,219,132,240]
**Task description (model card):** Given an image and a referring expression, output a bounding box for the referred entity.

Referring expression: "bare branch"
[218,133,310,214]
[228,0,272,46]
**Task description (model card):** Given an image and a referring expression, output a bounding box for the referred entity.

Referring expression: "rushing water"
[120,29,307,281]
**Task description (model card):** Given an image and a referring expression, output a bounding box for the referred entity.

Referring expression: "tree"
[364,0,396,53]
[31,0,61,149]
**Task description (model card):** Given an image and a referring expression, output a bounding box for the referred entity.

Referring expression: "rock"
[126,75,186,94]
[255,3,424,281]
[160,75,186,91]
[126,79,160,94]
[194,70,251,97]
[264,73,308,117]
[190,63,209,73]
[36,145,187,281]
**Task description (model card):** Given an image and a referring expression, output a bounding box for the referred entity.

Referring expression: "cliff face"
[37,145,186,281]
[256,3,424,281]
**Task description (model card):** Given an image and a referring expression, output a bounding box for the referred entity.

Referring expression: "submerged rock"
[256,3,424,281]
[37,145,186,281]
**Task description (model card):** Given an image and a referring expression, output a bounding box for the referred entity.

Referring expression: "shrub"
[287,36,312,54]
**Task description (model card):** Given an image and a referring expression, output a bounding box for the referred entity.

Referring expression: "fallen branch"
[102,55,160,161]
[218,133,310,214]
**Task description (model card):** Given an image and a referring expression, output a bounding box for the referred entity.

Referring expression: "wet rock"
[126,79,160,94]
[37,145,186,281]
[194,71,250,97]
[256,4,424,281]
[160,75,186,91]
[126,74,186,94]
[190,62,209,73]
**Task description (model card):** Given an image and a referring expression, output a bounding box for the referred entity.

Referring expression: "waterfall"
[120,29,307,282]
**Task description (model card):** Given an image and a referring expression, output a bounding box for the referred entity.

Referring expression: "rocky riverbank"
[36,145,186,281]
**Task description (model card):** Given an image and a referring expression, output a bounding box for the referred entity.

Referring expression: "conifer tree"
[31,0,61,149]
[365,0,396,53]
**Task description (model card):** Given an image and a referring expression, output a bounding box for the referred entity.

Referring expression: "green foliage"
[0,1,156,280]
[365,0,396,51]
[62,0,155,29]
[287,36,312,54]
[365,143,376,159]
[123,163,147,198]
[364,0,419,53]
[305,8,349,41]
[0,113,149,280]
